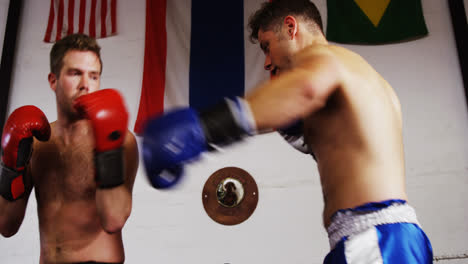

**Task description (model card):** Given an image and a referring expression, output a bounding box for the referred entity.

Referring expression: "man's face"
[258,28,295,77]
[49,50,101,118]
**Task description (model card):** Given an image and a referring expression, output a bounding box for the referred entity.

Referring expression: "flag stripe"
[89,0,97,37]
[134,0,167,133]
[44,0,56,42]
[78,0,86,33]
[164,0,192,109]
[100,0,107,37]
[63,0,70,39]
[56,0,64,42]
[84,0,91,35]
[188,0,245,110]
[73,0,80,35]
[67,0,75,35]
[111,0,117,34]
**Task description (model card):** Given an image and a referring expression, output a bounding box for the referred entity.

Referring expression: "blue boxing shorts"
[324,200,433,263]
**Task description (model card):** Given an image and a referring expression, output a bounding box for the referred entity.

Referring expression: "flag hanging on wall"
[326,0,428,44]
[44,0,117,43]
[134,0,269,134]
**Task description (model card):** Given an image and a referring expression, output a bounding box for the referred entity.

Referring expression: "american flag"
[44,0,117,43]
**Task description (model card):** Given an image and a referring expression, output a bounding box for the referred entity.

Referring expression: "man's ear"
[284,16,298,39]
[48,73,57,92]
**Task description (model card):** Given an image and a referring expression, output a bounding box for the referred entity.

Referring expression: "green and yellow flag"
[326,0,428,44]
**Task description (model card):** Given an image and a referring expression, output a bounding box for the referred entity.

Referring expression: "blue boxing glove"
[142,97,256,189]
[142,109,207,188]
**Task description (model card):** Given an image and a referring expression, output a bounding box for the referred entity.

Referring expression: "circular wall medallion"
[216,177,245,208]
[202,167,258,225]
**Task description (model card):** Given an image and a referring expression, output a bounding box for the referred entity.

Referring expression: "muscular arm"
[246,45,344,131]
[0,167,33,237]
[95,131,138,234]
[141,46,346,189]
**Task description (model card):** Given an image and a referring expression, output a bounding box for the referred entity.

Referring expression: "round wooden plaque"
[202,167,259,225]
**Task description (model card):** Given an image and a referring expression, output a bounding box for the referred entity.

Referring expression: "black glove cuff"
[199,100,246,147]
[94,147,125,189]
[0,163,21,201]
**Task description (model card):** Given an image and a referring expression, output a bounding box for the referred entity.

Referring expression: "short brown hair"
[248,0,323,43]
[50,34,102,77]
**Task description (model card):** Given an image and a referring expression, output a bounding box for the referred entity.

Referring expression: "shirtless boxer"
[142,0,434,262]
[0,34,138,264]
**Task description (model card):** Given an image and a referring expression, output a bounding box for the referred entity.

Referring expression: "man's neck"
[307,33,328,47]
[55,115,90,146]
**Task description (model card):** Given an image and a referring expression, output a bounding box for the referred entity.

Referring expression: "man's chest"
[32,140,97,202]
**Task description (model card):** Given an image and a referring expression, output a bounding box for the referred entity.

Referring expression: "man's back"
[301,44,407,227]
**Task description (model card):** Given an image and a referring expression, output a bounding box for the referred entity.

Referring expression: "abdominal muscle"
[38,200,124,264]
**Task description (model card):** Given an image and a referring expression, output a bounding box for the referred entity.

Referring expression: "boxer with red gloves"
[0,34,138,264]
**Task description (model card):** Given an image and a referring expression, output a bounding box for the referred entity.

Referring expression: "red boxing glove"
[0,106,50,201]
[74,89,128,152]
[74,89,129,188]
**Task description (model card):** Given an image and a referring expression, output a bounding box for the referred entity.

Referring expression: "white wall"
[1,0,468,263]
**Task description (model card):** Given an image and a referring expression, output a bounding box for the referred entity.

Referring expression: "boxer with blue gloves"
[144,0,434,262]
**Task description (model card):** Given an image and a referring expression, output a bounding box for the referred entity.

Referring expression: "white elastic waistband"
[326,203,420,249]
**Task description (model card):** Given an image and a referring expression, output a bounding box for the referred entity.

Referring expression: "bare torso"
[30,121,124,263]
[301,45,407,227]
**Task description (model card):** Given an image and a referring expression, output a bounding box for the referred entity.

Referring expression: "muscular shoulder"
[294,44,373,76]
[291,44,357,89]
[314,45,401,117]
[293,44,339,69]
